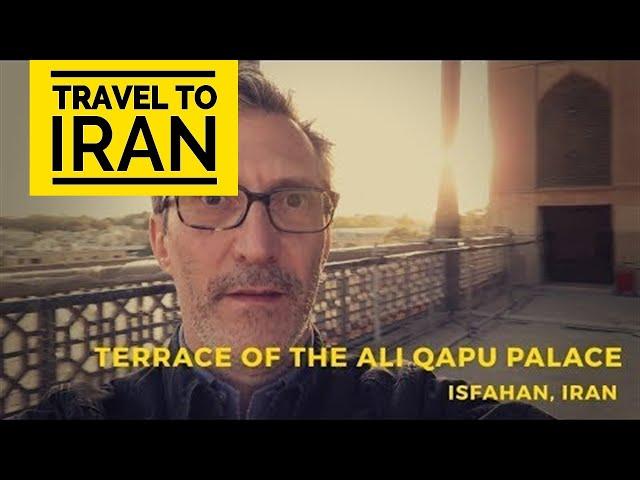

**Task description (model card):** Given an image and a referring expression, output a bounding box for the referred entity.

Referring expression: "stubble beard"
[182,263,322,359]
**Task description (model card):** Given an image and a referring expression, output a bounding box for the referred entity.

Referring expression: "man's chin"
[209,306,308,346]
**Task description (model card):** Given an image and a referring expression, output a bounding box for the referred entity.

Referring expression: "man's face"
[150,110,331,366]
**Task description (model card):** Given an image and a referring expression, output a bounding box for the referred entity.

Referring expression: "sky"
[0,61,493,221]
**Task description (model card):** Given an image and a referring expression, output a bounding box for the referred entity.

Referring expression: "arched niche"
[537,73,611,187]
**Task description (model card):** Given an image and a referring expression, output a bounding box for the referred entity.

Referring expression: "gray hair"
[151,63,334,216]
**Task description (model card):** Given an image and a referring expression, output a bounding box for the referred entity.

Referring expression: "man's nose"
[231,201,280,265]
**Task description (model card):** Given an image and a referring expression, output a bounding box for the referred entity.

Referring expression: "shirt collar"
[162,324,318,419]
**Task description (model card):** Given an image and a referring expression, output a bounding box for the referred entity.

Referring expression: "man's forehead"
[239,110,325,189]
[239,110,316,156]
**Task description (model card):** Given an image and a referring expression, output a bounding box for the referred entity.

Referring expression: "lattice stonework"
[313,253,447,346]
[313,265,379,345]
[312,270,345,346]
[0,310,42,419]
[0,284,180,418]
[377,254,446,329]
[52,291,180,387]
[459,249,506,307]
[1,242,516,418]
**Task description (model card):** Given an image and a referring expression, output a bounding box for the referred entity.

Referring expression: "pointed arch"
[537,73,611,187]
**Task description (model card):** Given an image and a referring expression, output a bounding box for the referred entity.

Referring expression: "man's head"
[149,65,336,385]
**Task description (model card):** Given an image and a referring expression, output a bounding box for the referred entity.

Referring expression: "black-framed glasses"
[163,186,340,233]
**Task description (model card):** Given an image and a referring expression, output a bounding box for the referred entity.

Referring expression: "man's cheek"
[170,234,207,274]
[170,247,205,294]
[288,238,323,270]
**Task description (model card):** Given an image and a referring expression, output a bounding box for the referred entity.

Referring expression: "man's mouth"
[224,288,286,304]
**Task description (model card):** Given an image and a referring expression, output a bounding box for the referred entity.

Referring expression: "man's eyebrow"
[266,177,328,190]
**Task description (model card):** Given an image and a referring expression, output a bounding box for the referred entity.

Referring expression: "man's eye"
[285,193,305,208]
[202,196,224,207]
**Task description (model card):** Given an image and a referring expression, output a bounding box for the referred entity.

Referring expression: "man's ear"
[149,213,172,274]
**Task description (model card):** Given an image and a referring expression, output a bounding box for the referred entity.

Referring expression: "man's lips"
[223,288,286,303]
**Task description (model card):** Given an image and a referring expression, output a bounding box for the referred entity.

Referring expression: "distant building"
[1,245,150,268]
[488,61,639,289]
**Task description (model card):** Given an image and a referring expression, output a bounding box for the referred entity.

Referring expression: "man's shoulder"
[11,361,553,420]
[12,367,164,420]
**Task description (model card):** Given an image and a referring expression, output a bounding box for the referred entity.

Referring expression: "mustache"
[205,264,304,301]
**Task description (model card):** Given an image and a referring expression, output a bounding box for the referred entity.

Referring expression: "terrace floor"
[377,284,639,419]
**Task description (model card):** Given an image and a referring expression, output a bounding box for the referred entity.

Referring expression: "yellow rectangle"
[29,60,238,196]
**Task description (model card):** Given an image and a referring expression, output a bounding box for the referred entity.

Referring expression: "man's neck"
[180,324,313,417]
